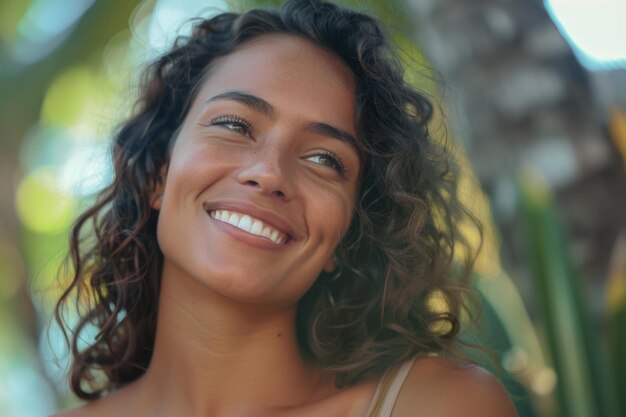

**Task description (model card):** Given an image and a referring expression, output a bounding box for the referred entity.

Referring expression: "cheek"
[308,187,356,243]
[167,144,238,191]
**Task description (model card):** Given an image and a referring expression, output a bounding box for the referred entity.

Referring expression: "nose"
[235,148,295,200]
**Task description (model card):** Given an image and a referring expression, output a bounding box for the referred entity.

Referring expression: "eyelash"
[306,150,346,176]
[208,115,253,137]
[205,114,346,176]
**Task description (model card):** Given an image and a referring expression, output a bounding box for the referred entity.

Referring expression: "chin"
[172,260,311,307]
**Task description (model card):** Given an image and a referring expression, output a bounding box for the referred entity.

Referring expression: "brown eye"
[209,115,253,138]
[305,151,346,175]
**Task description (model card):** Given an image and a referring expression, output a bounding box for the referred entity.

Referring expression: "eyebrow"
[304,122,358,149]
[206,90,359,149]
[207,90,276,119]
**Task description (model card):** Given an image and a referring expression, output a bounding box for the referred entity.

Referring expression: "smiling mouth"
[209,209,290,245]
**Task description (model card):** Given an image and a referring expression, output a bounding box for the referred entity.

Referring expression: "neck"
[133,263,333,417]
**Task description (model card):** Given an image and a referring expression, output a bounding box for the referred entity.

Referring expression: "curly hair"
[54,0,481,400]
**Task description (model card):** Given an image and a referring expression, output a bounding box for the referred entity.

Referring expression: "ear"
[150,164,168,210]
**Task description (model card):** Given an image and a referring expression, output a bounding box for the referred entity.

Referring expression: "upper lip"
[202,199,300,241]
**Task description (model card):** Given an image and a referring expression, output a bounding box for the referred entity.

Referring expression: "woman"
[53,0,516,416]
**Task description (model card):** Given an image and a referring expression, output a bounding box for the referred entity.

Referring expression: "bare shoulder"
[48,398,120,417]
[48,384,138,417]
[49,402,101,417]
[392,356,517,417]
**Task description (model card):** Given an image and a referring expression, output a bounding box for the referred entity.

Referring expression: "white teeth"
[238,215,252,232]
[227,213,239,227]
[250,220,263,235]
[209,209,288,244]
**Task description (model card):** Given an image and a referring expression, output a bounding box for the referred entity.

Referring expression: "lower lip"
[207,213,289,251]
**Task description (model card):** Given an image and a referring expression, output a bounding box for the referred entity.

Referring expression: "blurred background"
[0,0,625,416]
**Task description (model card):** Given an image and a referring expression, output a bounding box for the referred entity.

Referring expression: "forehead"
[190,34,357,128]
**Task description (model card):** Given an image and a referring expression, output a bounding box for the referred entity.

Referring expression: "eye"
[208,115,253,138]
[305,151,346,176]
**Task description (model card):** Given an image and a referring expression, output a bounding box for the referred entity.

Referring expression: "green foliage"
[473,271,555,417]
[606,235,626,417]
[517,172,619,417]
[470,274,541,417]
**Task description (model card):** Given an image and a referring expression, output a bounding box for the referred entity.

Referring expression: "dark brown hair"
[55,0,481,399]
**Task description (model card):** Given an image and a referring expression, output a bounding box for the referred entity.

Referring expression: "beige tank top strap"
[364,356,417,417]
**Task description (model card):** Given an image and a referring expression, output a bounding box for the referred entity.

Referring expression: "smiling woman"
[51,1,516,416]
[152,34,360,306]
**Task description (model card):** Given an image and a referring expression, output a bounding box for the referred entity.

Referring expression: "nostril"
[237,172,291,199]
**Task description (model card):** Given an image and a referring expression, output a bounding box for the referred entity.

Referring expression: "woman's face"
[154,34,361,306]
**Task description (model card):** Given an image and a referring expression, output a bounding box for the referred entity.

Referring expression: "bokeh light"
[545,0,626,70]
[15,166,75,234]
[10,0,94,64]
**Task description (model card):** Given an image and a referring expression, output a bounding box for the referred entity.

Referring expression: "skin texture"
[154,33,361,307]
[51,35,517,417]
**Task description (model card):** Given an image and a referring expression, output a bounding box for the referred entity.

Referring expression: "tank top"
[363,356,417,417]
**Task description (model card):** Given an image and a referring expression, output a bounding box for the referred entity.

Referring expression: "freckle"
[277,333,282,337]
